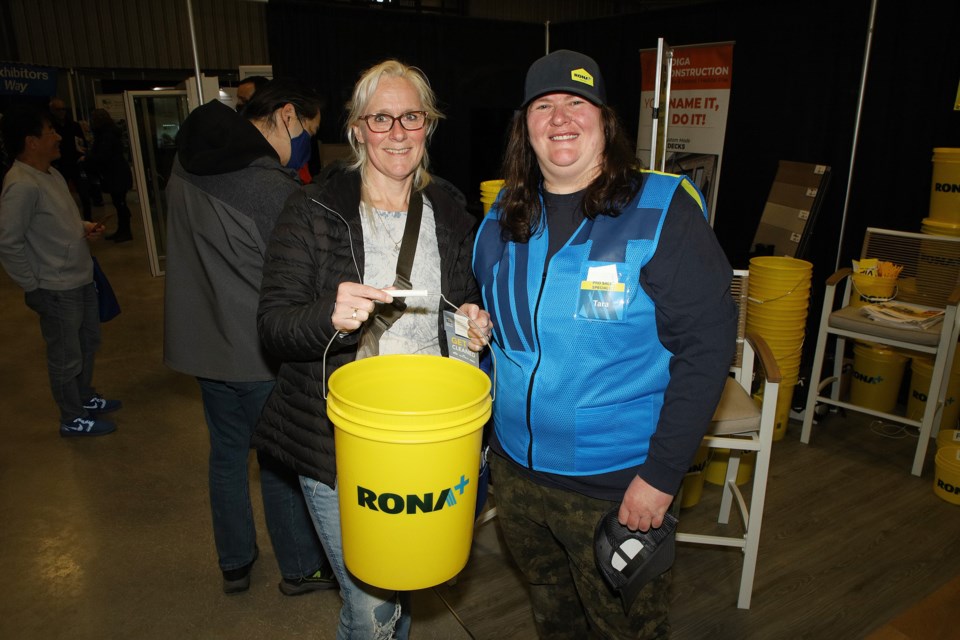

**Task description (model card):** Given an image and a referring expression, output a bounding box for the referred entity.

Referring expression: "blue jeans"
[300,476,411,640]
[25,284,101,423]
[197,378,326,578]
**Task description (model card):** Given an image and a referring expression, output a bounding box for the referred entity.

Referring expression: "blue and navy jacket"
[473,172,710,478]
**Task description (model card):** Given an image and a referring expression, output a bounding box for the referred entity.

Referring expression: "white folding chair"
[676,269,781,609]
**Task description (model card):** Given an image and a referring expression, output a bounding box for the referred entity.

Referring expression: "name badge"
[578,280,626,320]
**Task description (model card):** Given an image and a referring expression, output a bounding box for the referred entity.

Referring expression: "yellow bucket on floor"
[327,354,491,590]
[933,445,960,505]
[773,381,795,442]
[680,445,710,508]
[907,356,960,432]
[850,343,908,412]
[938,429,960,449]
[704,449,755,486]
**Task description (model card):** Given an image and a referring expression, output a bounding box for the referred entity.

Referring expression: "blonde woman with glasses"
[253,60,491,639]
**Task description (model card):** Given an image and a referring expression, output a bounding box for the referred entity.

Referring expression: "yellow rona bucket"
[680,445,709,508]
[704,449,755,486]
[773,381,795,442]
[327,354,491,590]
[938,429,960,449]
[850,343,908,412]
[929,148,960,223]
[907,356,960,432]
[933,445,960,505]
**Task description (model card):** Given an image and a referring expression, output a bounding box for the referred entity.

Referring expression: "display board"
[637,42,734,226]
[750,160,831,260]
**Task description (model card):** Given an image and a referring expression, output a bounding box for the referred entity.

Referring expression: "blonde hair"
[344,60,444,192]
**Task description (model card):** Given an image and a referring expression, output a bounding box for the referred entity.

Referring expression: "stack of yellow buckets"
[924,148,960,506]
[703,256,812,491]
[746,256,813,441]
[480,179,505,214]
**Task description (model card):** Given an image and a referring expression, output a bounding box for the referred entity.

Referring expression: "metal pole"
[545,21,550,54]
[186,0,204,104]
[834,0,879,271]
[66,68,77,118]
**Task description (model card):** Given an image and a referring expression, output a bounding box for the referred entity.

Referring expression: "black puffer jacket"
[252,170,481,486]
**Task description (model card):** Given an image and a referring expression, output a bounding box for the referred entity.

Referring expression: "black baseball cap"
[594,507,677,613]
[522,49,606,108]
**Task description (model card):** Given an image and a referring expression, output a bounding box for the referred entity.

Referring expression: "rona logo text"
[357,474,470,514]
[937,478,960,495]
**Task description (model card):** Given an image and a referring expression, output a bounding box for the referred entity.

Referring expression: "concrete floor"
[0,201,510,639]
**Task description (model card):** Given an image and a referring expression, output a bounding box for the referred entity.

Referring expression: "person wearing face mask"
[163,79,337,596]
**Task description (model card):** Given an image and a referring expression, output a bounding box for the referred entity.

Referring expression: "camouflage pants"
[490,454,671,640]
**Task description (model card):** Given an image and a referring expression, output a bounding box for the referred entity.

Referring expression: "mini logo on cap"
[571,68,595,87]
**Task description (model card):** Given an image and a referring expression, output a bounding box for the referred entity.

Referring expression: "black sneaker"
[222,547,258,594]
[83,394,122,415]
[279,566,339,596]
[60,416,116,437]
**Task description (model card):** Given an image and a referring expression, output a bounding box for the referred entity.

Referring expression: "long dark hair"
[89,108,116,133]
[497,105,641,243]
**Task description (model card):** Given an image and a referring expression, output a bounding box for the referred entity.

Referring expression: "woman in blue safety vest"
[472,49,738,639]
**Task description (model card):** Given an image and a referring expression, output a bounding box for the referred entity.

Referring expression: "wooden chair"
[676,269,782,609]
[800,227,960,476]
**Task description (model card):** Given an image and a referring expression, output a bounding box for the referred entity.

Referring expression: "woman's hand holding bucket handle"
[457,303,493,352]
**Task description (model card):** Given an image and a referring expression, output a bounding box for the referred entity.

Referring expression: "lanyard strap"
[356,190,424,357]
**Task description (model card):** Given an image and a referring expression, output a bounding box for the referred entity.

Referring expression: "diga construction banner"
[637,42,734,225]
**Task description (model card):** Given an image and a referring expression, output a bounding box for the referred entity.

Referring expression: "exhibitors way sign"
[637,43,733,225]
[0,63,58,96]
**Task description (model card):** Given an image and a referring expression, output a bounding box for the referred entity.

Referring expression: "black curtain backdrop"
[267,0,960,378]
[266,0,542,213]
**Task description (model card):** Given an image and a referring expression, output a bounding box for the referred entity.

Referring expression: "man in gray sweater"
[0,105,121,437]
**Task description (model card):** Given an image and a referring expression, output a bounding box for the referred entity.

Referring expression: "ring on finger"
[351,308,358,320]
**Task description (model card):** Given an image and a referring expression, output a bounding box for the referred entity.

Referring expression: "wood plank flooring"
[434,411,960,639]
[865,573,960,640]
[3,198,959,639]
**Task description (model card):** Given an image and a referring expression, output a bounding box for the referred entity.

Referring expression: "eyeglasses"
[358,111,428,133]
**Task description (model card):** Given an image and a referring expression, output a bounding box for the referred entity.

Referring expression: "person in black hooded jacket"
[163,80,336,596]
[87,109,133,241]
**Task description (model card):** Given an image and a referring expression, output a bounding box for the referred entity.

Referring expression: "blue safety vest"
[472,172,707,475]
